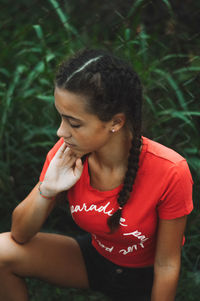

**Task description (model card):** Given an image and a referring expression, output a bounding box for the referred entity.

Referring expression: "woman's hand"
[40,142,83,197]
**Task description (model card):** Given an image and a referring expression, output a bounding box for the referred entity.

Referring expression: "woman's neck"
[90,127,132,171]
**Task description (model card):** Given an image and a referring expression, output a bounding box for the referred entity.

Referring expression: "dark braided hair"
[55,49,142,232]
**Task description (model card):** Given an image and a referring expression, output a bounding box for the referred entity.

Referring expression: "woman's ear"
[110,113,126,133]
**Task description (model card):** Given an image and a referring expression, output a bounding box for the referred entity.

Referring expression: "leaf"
[0,68,10,77]
[5,65,26,107]
[46,52,56,62]
[184,148,199,155]
[127,0,145,17]
[187,157,200,174]
[158,110,194,127]
[174,66,200,74]
[160,54,189,62]
[153,69,188,110]
[23,61,45,90]
[16,47,42,57]
[33,24,44,40]
[161,0,173,13]
[36,95,54,102]
[124,28,131,41]
[144,95,157,114]
[48,0,79,37]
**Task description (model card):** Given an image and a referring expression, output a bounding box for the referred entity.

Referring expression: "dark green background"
[0,0,199,300]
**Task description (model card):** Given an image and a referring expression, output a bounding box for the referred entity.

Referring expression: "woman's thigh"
[0,232,89,289]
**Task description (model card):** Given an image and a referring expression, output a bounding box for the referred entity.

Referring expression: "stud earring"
[111,129,115,133]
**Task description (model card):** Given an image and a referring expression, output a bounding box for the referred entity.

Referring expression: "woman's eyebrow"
[61,114,82,122]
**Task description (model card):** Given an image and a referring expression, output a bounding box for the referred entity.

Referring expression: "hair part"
[55,48,143,232]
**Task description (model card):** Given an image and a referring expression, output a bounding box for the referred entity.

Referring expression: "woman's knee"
[0,232,20,268]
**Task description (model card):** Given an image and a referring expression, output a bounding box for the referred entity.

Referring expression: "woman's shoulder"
[141,137,193,195]
[142,136,185,165]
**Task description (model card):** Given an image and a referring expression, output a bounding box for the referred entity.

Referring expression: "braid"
[107,134,142,233]
[55,49,143,233]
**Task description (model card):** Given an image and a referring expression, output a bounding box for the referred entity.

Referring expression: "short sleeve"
[39,138,64,182]
[157,160,194,219]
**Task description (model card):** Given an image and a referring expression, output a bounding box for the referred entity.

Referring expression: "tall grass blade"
[48,0,79,38]
[33,25,44,40]
[22,61,45,91]
[0,65,25,141]
[161,0,173,13]
[158,110,194,127]
[127,0,145,17]
[160,54,189,62]
[153,69,188,110]
[174,67,200,73]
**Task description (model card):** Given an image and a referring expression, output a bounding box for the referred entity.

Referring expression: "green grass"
[0,1,199,300]
[27,278,109,301]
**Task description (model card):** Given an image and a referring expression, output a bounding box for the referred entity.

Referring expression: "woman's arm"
[11,142,83,244]
[151,216,187,301]
[11,182,57,244]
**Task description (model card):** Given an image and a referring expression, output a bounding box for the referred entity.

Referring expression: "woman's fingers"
[57,142,68,158]
[74,158,83,177]
[57,142,76,162]
[50,140,82,174]
[63,154,77,168]
[42,141,84,192]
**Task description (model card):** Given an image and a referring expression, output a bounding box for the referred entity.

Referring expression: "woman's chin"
[67,144,91,158]
[70,148,87,158]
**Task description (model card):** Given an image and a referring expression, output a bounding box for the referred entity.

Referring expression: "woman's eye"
[69,123,81,128]
[61,116,81,128]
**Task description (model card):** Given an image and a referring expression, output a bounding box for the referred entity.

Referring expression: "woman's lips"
[64,141,75,147]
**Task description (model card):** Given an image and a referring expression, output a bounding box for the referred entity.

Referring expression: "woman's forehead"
[55,87,86,109]
[54,87,97,121]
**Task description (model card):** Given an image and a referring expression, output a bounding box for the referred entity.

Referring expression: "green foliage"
[26,278,109,301]
[0,1,199,300]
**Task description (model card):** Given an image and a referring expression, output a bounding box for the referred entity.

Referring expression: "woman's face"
[54,87,114,157]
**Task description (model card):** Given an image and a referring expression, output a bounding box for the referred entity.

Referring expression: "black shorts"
[76,233,154,301]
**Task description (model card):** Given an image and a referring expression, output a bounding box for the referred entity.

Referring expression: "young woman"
[0,49,193,301]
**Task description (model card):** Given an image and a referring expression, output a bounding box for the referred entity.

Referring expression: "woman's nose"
[57,121,71,138]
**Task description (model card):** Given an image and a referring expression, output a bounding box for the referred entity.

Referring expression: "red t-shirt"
[40,137,193,267]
